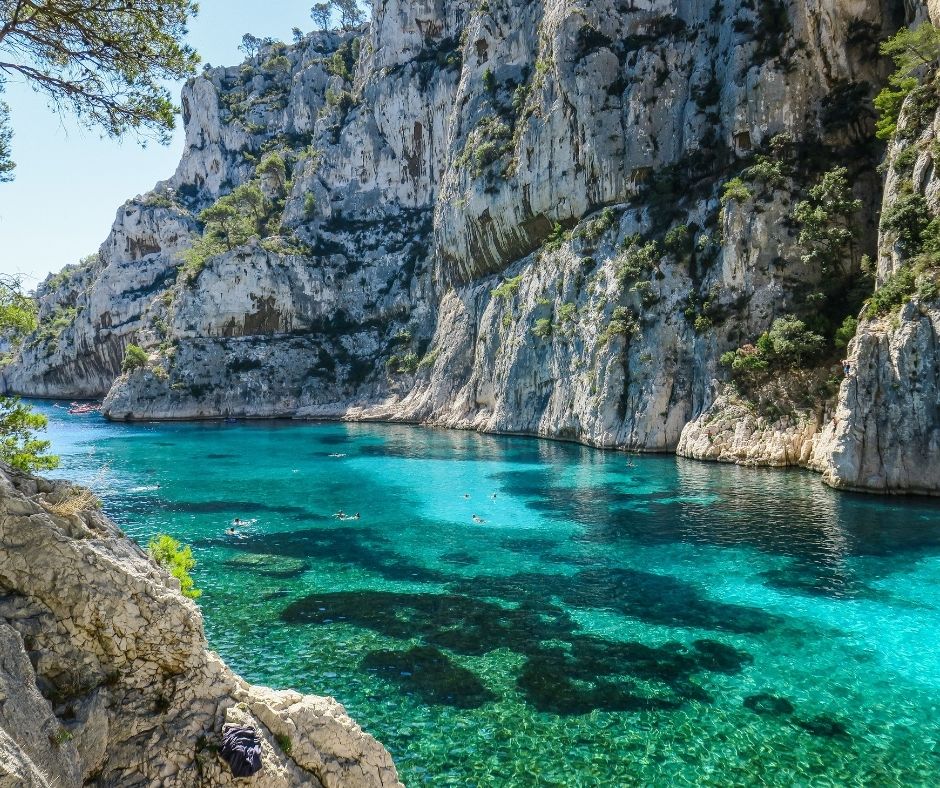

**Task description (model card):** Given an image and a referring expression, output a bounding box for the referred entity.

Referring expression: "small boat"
[67,403,101,415]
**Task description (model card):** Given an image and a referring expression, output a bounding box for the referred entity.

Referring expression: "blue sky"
[0,1,316,286]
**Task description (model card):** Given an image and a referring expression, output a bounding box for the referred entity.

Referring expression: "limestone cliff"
[0,463,401,787]
[3,0,939,493]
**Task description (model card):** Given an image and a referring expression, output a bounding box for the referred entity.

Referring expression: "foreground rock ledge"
[0,463,402,787]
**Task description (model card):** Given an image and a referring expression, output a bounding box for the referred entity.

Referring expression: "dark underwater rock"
[744,693,795,716]
[361,646,494,708]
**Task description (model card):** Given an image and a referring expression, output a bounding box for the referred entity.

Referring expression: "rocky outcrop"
[5,0,940,494]
[812,302,940,493]
[677,390,825,467]
[0,464,401,787]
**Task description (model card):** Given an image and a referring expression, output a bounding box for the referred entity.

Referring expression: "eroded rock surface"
[0,464,401,787]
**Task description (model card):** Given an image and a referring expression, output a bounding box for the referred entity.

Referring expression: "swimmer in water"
[333,510,345,519]
[226,527,237,536]
[472,514,486,524]
[464,493,470,499]
[353,513,360,520]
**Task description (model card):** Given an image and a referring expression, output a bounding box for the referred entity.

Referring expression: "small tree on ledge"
[122,344,149,373]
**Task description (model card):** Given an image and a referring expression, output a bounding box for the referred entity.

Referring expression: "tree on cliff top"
[0,0,201,180]
[311,1,370,31]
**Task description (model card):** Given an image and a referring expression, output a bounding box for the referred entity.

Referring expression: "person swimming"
[226,527,237,536]
[472,514,486,524]
[352,513,360,520]
[464,493,470,499]
[333,510,345,519]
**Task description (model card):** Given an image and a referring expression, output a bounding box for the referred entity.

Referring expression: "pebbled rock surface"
[0,463,401,787]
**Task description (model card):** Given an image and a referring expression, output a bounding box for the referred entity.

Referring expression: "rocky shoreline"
[0,463,401,787]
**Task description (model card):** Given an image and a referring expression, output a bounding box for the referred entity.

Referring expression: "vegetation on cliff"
[149,533,201,599]
[0,276,56,471]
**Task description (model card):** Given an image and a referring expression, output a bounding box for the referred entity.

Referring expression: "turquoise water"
[33,401,940,786]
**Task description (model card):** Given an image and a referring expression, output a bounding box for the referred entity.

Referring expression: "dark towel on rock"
[221,724,263,777]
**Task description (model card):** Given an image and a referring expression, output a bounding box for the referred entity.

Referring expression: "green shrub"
[417,349,440,369]
[0,280,37,340]
[864,267,916,317]
[275,733,293,755]
[326,37,359,81]
[881,190,931,256]
[599,306,640,344]
[454,116,512,178]
[662,224,690,256]
[143,190,177,209]
[483,67,496,93]
[616,236,659,285]
[720,177,752,207]
[720,346,768,374]
[303,193,317,220]
[557,303,577,323]
[261,54,291,72]
[874,23,940,141]
[327,49,352,81]
[574,208,616,244]
[874,77,919,141]
[532,317,553,338]
[325,87,355,112]
[181,182,274,284]
[893,144,919,176]
[148,534,201,600]
[387,353,419,375]
[792,166,861,277]
[122,344,149,373]
[721,316,825,382]
[543,222,571,253]
[631,279,657,307]
[491,275,522,300]
[834,315,858,349]
[256,151,287,192]
[32,305,77,349]
[743,154,788,187]
[759,316,826,363]
[917,268,940,300]
[0,396,58,472]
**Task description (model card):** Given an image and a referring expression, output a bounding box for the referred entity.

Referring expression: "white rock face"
[677,390,825,467]
[811,302,940,493]
[0,464,401,787]
[4,0,938,494]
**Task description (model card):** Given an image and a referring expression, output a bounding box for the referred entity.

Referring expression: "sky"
[0,1,316,287]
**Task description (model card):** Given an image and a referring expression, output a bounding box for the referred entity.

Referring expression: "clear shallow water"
[33,401,940,786]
